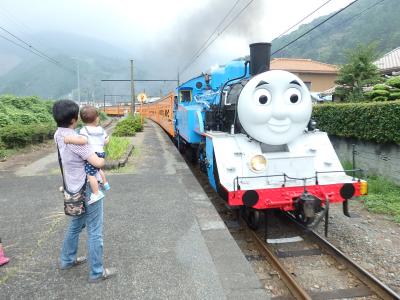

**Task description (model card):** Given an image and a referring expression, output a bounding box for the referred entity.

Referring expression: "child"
[64,106,110,204]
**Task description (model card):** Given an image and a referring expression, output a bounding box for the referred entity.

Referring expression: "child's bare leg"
[88,175,99,195]
[99,169,107,184]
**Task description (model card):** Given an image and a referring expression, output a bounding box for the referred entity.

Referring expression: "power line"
[0,6,48,50]
[277,0,386,55]
[272,0,359,56]
[0,32,74,74]
[181,0,256,75]
[0,22,74,73]
[180,0,241,74]
[0,25,60,65]
[276,0,333,39]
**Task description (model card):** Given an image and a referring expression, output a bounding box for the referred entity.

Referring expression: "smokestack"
[249,42,271,76]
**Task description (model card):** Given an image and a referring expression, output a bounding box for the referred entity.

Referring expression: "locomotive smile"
[267,118,291,133]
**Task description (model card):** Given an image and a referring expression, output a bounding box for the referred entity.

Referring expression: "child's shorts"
[85,152,106,176]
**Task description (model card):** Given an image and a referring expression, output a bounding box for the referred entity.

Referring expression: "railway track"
[185,155,400,300]
[243,213,400,300]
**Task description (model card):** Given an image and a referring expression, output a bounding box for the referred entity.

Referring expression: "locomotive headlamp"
[250,155,267,172]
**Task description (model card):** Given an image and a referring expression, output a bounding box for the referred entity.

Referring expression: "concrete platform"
[0,121,267,299]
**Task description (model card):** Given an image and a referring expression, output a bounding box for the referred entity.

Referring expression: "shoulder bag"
[57,145,86,216]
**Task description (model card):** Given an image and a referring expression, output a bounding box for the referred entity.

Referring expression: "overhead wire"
[0,14,75,74]
[276,0,386,54]
[180,0,256,75]
[0,6,49,49]
[0,32,74,75]
[275,0,333,39]
[0,25,61,65]
[272,0,359,56]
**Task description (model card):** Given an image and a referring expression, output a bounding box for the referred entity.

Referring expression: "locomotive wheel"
[177,135,185,154]
[248,210,261,230]
[294,209,315,225]
[241,207,260,230]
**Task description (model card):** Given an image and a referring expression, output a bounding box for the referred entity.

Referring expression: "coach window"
[180,90,192,102]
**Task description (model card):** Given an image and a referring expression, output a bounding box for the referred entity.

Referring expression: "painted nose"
[272,99,287,119]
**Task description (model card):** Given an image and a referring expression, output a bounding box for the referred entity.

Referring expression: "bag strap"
[56,143,71,194]
[57,142,88,195]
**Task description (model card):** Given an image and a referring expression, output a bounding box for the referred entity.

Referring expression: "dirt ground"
[314,199,400,294]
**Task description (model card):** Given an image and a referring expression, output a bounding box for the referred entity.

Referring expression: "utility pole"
[130,59,135,114]
[76,60,81,106]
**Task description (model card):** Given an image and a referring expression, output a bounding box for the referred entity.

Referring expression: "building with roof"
[270,58,339,92]
[374,47,400,75]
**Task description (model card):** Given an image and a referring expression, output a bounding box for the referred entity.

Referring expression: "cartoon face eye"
[284,88,302,104]
[253,89,271,105]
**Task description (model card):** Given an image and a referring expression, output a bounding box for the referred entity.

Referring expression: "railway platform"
[0,121,267,299]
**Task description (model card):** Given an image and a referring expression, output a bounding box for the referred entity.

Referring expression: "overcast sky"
[0,0,354,80]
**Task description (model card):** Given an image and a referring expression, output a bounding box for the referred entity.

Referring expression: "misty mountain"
[0,32,147,100]
[271,0,400,64]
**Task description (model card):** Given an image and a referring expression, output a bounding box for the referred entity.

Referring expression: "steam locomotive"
[140,43,367,230]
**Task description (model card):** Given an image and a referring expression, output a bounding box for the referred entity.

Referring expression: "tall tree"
[335,44,381,101]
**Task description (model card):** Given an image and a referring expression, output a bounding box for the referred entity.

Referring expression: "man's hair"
[52,100,79,128]
[80,106,99,124]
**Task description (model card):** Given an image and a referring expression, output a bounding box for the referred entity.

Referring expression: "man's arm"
[104,136,110,145]
[64,135,87,145]
[87,153,105,168]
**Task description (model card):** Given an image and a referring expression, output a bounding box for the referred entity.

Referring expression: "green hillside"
[0,54,130,100]
[271,0,400,64]
[0,32,140,100]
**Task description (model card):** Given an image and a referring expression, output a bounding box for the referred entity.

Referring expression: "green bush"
[0,113,12,127]
[389,92,400,100]
[113,123,136,137]
[312,100,400,144]
[35,113,53,123]
[112,114,143,137]
[369,89,390,99]
[386,76,400,89]
[372,96,388,102]
[372,84,390,91]
[0,123,55,148]
[9,112,38,125]
[0,147,5,160]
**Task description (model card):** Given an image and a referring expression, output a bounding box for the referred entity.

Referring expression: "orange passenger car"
[138,92,175,137]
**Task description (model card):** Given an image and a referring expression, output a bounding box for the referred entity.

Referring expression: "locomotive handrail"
[232,168,365,192]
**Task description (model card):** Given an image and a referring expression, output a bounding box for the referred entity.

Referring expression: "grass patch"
[340,159,400,223]
[362,175,400,223]
[107,145,141,174]
[105,136,130,160]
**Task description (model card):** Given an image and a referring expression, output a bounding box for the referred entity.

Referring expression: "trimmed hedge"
[386,76,400,89]
[0,123,56,148]
[112,114,143,137]
[313,100,400,144]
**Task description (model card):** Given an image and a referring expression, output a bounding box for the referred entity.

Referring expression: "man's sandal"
[88,267,117,283]
[60,256,87,270]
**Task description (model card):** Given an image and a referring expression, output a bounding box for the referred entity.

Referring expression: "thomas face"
[237,70,312,145]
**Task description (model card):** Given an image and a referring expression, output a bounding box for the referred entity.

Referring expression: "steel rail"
[288,215,400,300]
[243,220,312,300]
